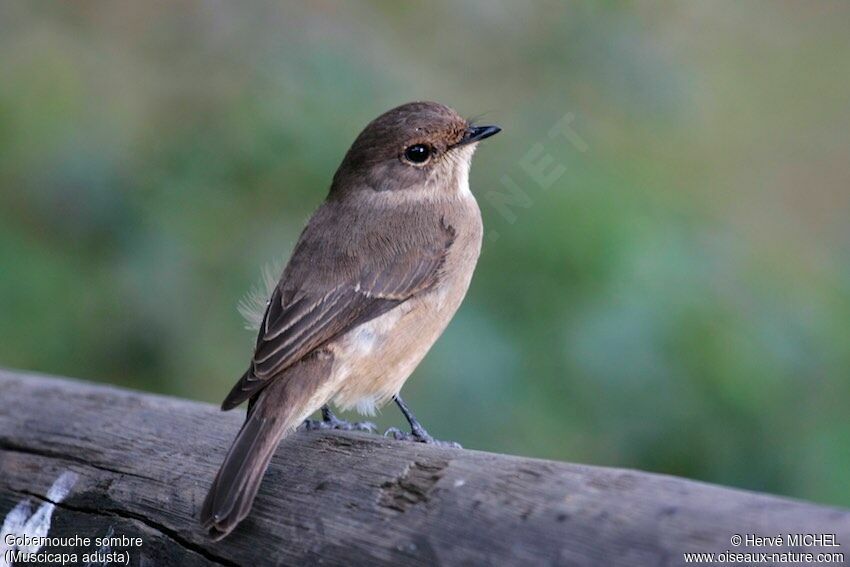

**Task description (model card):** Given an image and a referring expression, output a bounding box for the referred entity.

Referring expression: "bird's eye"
[403,144,431,164]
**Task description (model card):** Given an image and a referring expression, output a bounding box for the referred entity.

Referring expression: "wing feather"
[220,211,455,410]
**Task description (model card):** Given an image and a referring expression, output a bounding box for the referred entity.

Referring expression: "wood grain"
[1,369,847,566]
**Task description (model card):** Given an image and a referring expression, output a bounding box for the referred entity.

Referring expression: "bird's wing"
[221,207,456,410]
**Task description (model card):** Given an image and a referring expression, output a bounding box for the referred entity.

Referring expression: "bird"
[200,101,500,539]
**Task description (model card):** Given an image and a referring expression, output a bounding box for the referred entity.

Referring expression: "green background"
[2,2,848,507]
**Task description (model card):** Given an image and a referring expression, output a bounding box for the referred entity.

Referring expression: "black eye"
[403,144,431,164]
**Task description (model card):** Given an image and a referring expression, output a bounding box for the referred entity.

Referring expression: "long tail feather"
[200,353,332,539]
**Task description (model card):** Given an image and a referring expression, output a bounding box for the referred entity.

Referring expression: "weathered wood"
[0,369,847,566]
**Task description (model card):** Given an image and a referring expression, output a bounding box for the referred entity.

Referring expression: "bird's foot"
[384,427,462,449]
[303,416,376,432]
[302,406,376,433]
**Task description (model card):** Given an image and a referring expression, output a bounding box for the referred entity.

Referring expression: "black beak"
[457,125,501,146]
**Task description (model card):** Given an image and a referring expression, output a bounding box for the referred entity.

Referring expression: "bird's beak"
[456,125,502,147]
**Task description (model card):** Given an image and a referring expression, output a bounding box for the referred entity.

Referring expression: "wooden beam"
[1,369,847,566]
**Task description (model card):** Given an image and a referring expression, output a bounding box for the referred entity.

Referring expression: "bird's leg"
[384,395,462,448]
[302,405,376,433]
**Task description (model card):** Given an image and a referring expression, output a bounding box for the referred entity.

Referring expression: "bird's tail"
[200,353,332,539]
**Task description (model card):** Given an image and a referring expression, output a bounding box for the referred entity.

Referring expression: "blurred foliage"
[1,2,849,507]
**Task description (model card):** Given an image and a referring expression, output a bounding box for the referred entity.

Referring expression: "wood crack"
[17,488,238,567]
[379,460,448,513]
[0,439,159,483]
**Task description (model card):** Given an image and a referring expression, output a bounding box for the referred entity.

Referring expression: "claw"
[301,406,377,433]
[303,419,376,432]
[383,427,461,449]
[351,421,377,432]
[384,427,403,439]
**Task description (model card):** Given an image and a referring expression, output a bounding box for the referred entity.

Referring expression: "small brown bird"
[200,101,500,539]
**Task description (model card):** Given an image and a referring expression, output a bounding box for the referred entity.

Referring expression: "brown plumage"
[201,101,500,539]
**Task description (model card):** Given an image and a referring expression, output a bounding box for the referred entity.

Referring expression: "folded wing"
[221,213,455,410]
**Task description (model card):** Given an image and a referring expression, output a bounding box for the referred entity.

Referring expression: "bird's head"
[331,101,500,200]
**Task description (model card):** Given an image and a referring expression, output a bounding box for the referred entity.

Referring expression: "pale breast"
[330,196,483,415]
